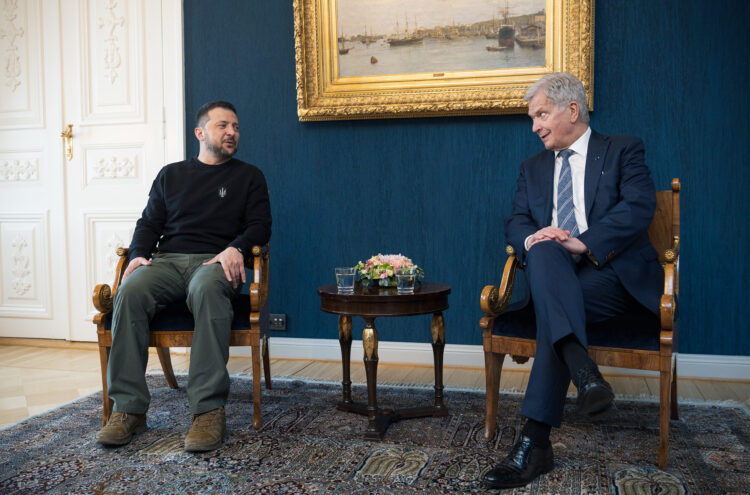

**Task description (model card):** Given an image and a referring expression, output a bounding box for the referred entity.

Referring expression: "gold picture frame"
[294,0,594,121]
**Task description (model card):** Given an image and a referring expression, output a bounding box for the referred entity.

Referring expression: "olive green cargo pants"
[107,253,239,415]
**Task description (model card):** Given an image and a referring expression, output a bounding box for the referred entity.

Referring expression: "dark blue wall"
[183,1,750,355]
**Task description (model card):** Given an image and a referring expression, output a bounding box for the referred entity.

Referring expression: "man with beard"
[96,101,271,452]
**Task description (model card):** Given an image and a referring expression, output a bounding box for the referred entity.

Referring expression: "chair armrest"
[249,244,270,313]
[660,238,679,332]
[92,284,113,314]
[480,245,520,318]
[91,247,131,316]
[111,247,130,296]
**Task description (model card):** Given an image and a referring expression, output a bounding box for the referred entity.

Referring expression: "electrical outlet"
[269,313,286,331]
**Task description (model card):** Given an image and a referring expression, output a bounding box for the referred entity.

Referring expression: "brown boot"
[184,407,226,452]
[96,411,147,446]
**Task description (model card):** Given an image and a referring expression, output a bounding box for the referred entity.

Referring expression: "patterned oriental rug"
[1,375,748,494]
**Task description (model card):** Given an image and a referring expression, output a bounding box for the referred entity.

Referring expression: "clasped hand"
[527,226,588,254]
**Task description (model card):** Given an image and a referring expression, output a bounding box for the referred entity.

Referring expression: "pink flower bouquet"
[354,254,425,288]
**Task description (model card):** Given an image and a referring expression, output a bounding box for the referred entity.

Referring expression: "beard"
[206,138,238,159]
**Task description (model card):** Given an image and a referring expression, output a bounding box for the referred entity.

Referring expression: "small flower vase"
[358,277,396,289]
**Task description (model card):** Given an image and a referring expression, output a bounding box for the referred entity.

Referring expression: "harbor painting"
[336,0,547,77]
[294,0,594,120]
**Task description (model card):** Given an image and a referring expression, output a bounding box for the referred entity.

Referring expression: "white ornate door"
[0,0,184,341]
[0,0,69,339]
[61,0,168,342]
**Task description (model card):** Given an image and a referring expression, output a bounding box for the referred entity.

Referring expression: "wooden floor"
[1,341,749,429]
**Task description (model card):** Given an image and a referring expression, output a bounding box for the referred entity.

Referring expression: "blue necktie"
[557,149,578,237]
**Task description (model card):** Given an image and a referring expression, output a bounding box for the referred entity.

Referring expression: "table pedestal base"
[336,401,449,440]
[337,313,449,440]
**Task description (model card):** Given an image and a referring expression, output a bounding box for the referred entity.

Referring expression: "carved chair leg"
[670,359,679,420]
[484,350,505,439]
[252,342,262,429]
[262,334,272,390]
[156,347,178,389]
[98,342,112,425]
[658,357,671,470]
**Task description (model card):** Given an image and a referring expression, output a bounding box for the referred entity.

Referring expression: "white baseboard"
[228,337,750,381]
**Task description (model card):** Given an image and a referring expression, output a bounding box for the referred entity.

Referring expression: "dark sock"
[520,418,551,449]
[556,334,593,383]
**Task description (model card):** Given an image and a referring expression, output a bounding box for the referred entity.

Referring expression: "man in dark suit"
[483,72,663,489]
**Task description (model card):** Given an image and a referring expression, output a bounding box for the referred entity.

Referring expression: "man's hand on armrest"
[122,257,151,281]
[204,247,246,289]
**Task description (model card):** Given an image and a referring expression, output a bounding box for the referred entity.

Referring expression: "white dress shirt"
[524,127,591,251]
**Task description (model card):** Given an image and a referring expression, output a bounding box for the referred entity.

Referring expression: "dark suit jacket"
[504,130,663,314]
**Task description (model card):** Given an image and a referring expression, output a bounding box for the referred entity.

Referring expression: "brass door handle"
[61,124,73,160]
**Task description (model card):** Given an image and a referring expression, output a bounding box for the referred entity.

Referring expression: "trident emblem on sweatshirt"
[218,187,227,198]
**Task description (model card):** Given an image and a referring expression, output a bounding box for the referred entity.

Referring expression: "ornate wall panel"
[0,149,42,181]
[0,212,52,318]
[0,0,44,129]
[80,0,145,124]
[83,212,137,318]
[83,143,143,186]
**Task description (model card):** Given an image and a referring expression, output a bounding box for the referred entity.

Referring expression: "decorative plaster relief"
[94,155,135,178]
[10,233,31,295]
[0,158,38,181]
[82,0,144,124]
[104,231,128,280]
[85,145,142,185]
[97,0,124,85]
[0,0,24,92]
[0,213,51,318]
[0,0,43,129]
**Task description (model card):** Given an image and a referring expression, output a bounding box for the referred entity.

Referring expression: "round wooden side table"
[318,282,451,439]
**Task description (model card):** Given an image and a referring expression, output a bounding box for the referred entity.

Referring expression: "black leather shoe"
[482,435,554,489]
[575,364,614,415]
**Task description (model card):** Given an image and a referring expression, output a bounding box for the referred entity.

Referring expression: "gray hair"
[524,72,589,124]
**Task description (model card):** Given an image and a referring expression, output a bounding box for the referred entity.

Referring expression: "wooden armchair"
[92,245,272,429]
[480,179,680,470]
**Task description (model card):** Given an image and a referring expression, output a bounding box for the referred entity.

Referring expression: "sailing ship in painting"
[387,16,423,46]
[487,0,513,51]
[338,27,351,54]
[359,26,379,46]
[498,0,516,48]
[485,14,498,39]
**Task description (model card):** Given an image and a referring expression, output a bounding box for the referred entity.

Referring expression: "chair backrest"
[647,178,680,263]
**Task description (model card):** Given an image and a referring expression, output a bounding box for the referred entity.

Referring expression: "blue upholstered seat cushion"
[492,300,661,351]
[104,296,252,331]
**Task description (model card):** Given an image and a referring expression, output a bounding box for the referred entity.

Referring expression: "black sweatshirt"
[129,157,271,260]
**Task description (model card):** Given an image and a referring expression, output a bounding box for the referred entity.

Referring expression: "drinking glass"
[335,267,356,294]
[395,266,417,294]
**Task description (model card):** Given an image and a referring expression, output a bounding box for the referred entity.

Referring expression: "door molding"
[161,0,185,164]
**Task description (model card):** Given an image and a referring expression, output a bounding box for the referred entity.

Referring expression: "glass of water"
[395,266,417,294]
[335,267,356,294]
